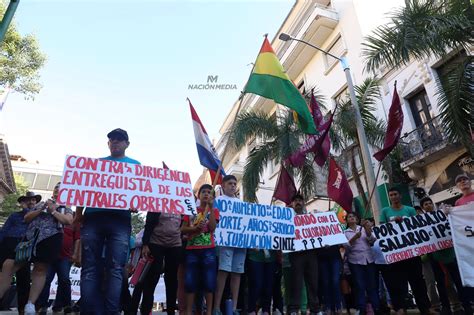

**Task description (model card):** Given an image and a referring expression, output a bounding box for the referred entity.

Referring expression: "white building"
[202,0,472,215]
[11,156,63,200]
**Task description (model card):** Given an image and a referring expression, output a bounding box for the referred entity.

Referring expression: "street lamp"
[0,0,20,44]
[279,32,382,219]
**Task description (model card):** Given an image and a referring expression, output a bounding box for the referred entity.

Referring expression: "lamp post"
[0,0,20,44]
[279,33,382,220]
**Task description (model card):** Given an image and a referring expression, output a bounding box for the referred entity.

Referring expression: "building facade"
[0,134,16,202]
[11,156,63,200]
[205,0,473,214]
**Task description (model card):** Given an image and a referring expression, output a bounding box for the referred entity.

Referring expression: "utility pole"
[0,0,20,44]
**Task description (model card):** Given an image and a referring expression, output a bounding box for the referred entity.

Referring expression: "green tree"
[131,213,145,236]
[362,0,473,153]
[0,1,46,99]
[0,174,29,218]
[228,108,318,202]
[330,77,386,212]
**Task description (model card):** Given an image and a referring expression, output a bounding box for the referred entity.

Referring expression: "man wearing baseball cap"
[75,128,140,314]
[454,173,473,206]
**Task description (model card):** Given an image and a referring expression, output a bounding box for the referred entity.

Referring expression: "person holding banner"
[0,192,37,314]
[74,128,141,314]
[420,197,472,315]
[379,187,431,315]
[343,213,380,314]
[36,183,80,314]
[287,194,321,315]
[213,175,246,315]
[182,184,219,315]
[454,173,474,206]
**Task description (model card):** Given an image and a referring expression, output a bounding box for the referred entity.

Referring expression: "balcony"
[277,3,339,79]
[400,115,461,170]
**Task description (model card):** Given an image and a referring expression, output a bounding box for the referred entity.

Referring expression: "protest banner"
[215,197,296,250]
[373,210,453,264]
[448,203,474,287]
[58,155,196,214]
[49,267,166,302]
[291,212,347,251]
[49,266,81,301]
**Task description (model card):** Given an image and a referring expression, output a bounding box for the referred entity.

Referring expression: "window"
[20,172,36,187]
[48,175,62,190]
[324,35,346,71]
[33,174,50,190]
[408,89,434,127]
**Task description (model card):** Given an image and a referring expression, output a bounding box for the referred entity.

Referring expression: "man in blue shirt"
[75,128,140,315]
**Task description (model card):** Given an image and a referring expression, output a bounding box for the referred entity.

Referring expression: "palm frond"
[228,111,279,150]
[436,55,474,151]
[295,157,317,199]
[242,141,278,202]
[363,0,473,72]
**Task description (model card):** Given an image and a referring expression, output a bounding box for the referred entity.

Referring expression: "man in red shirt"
[454,174,474,206]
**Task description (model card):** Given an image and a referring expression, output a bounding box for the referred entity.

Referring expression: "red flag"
[309,92,331,167]
[272,165,297,206]
[327,158,353,212]
[373,86,404,161]
[162,161,169,169]
[286,112,334,168]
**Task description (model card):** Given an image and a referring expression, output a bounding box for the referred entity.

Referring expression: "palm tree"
[329,77,386,212]
[228,108,318,202]
[362,0,473,153]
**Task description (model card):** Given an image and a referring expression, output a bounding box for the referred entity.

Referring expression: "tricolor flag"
[244,37,317,134]
[188,99,226,184]
[0,86,11,111]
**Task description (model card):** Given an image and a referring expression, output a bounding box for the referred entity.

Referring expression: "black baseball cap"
[107,128,129,141]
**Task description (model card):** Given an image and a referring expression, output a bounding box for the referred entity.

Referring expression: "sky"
[1,0,294,183]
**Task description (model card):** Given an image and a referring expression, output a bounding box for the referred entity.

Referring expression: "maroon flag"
[286,112,334,168]
[162,161,169,169]
[327,157,353,212]
[309,92,331,167]
[373,86,404,161]
[272,165,297,206]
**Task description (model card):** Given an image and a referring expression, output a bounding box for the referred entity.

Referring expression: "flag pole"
[364,80,397,219]
[210,34,267,189]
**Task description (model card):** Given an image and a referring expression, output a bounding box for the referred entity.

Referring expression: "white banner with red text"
[49,267,165,302]
[448,203,474,287]
[373,210,453,264]
[290,212,347,252]
[58,155,196,214]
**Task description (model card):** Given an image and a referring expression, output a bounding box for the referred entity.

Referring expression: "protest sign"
[49,267,166,302]
[291,212,347,251]
[58,155,196,214]
[215,197,296,250]
[448,203,474,287]
[49,266,81,301]
[373,210,453,264]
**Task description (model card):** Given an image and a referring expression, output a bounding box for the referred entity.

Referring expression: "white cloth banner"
[58,155,196,214]
[449,203,474,287]
[290,212,347,252]
[49,267,166,302]
[373,210,453,264]
[215,196,296,250]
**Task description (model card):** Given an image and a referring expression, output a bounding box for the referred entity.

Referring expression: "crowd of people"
[0,128,472,315]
